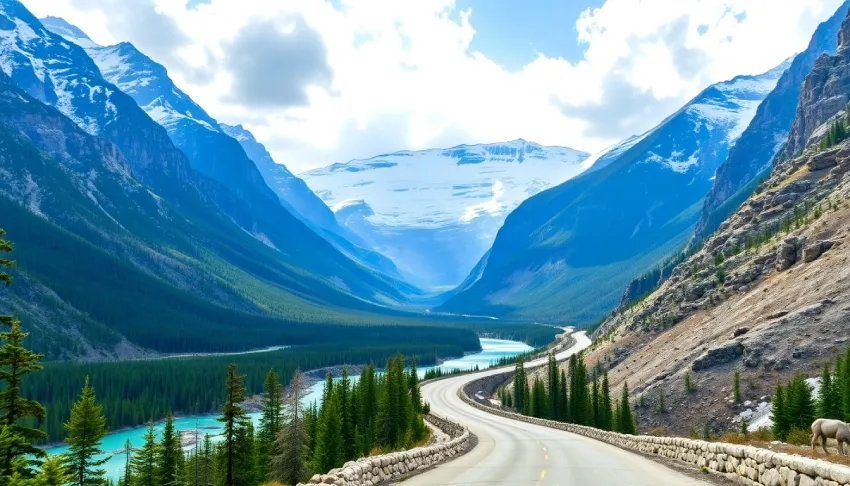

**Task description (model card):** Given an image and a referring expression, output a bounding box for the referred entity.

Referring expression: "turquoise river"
[44,337,532,481]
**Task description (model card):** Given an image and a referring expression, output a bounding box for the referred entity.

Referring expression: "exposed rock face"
[692,343,744,371]
[783,12,850,158]
[694,0,850,241]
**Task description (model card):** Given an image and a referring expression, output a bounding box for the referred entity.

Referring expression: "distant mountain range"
[301,141,589,289]
[693,0,850,242]
[438,60,790,323]
[0,1,432,358]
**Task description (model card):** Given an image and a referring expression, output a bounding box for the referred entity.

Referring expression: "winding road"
[404,332,711,485]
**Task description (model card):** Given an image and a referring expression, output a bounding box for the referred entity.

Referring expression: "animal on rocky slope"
[811,418,850,455]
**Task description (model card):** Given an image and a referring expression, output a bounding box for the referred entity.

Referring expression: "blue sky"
[456,0,604,70]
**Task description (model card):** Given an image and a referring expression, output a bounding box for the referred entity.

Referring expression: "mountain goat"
[811,418,850,455]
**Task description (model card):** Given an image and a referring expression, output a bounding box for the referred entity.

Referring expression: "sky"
[21,0,847,173]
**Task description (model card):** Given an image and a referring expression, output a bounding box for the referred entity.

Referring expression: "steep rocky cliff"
[587,11,850,434]
[694,0,850,242]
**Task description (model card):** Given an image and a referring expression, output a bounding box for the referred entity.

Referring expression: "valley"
[2,0,850,485]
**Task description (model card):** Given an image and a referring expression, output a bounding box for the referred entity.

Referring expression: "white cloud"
[21,0,846,173]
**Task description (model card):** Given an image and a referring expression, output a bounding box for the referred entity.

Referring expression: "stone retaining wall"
[298,413,470,486]
[459,376,850,486]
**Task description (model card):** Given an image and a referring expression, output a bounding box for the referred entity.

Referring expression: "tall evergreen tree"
[591,375,600,427]
[839,349,850,422]
[547,354,559,420]
[376,354,410,449]
[313,387,344,473]
[599,373,613,431]
[272,369,311,485]
[132,422,160,486]
[786,375,815,431]
[218,364,247,486]
[0,228,46,480]
[338,366,355,460]
[122,439,131,486]
[199,435,213,486]
[356,364,377,456]
[63,377,108,486]
[159,413,181,486]
[233,420,257,486]
[513,360,527,414]
[618,383,636,435]
[257,368,283,481]
[558,370,568,421]
[771,385,790,441]
[530,377,549,419]
[733,372,741,403]
[818,364,841,419]
[409,360,422,414]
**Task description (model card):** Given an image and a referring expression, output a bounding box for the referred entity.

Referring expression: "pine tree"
[842,349,850,421]
[159,413,181,486]
[771,385,790,441]
[558,370,568,421]
[306,403,319,457]
[233,420,257,486]
[547,354,559,420]
[272,369,311,485]
[199,434,213,486]
[356,364,377,456]
[818,364,841,419]
[530,377,549,419]
[122,439,131,486]
[599,373,613,431]
[35,455,73,486]
[786,375,815,431]
[409,360,422,414]
[132,422,160,486]
[257,368,283,481]
[338,366,355,460]
[218,364,247,486]
[591,375,600,427]
[619,383,636,435]
[313,387,344,473]
[733,372,741,403]
[0,228,46,480]
[513,360,527,414]
[685,372,695,393]
[63,377,108,486]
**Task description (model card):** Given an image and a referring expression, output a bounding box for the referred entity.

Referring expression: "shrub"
[752,428,773,442]
[719,432,748,444]
[645,427,667,437]
[786,428,812,446]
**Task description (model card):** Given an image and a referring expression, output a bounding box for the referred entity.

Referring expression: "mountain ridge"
[438,60,788,323]
[301,139,590,288]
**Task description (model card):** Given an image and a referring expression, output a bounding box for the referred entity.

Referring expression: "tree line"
[118,355,429,486]
[501,353,637,435]
[772,348,850,442]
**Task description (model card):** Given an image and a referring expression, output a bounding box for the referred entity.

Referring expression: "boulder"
[808,150,839,171]
[692,343,744,371]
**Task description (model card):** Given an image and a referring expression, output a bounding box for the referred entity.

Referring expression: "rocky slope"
[301,140,589,289]
[586,14,850,434]
[439,62,788,323]
[693,0,850,242]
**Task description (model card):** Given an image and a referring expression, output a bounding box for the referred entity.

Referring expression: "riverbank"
[43,337,533,481]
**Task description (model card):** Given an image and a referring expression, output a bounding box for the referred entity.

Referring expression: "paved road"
[404,332,710,485]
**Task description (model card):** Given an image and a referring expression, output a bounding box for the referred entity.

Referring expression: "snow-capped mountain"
[301,141,589,288]
[0,3,418,308]
[439,60,789,323]
[39,15,411,287]
[694,0,850,242]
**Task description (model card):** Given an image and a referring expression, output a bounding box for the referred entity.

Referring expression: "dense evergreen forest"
[25,343,451,444]
[502,353,637,435]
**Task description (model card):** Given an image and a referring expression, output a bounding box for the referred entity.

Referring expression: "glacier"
[301,140,589,289]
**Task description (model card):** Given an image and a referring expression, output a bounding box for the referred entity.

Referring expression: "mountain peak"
[40,16,98,48]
